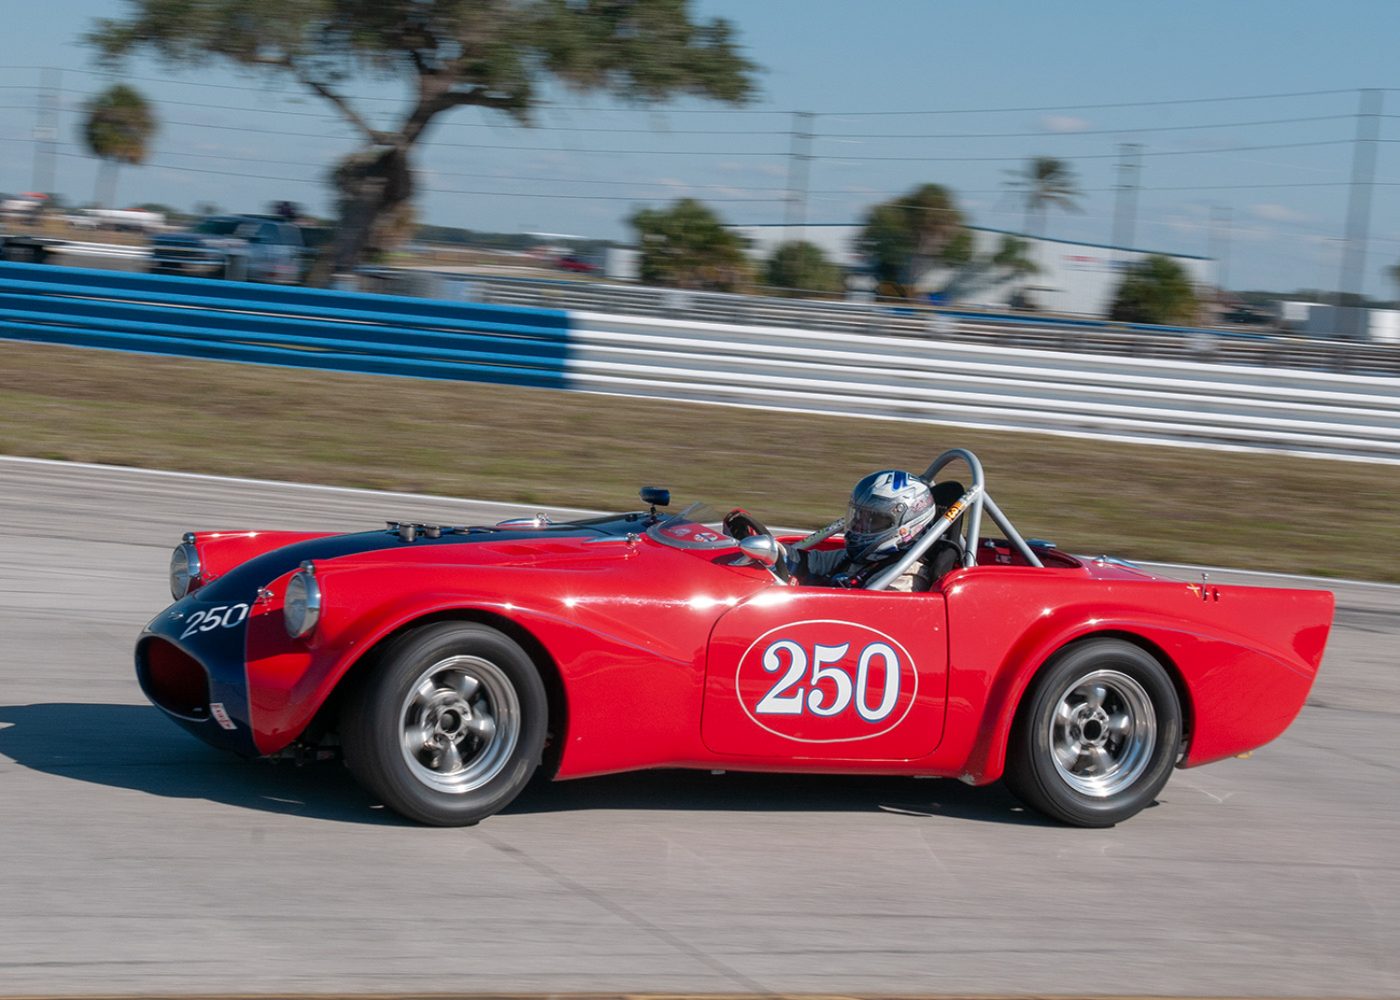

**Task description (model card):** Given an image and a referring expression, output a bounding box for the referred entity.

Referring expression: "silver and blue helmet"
[845,470,936,562]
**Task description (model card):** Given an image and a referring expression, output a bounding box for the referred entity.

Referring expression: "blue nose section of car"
[136,593,261,757]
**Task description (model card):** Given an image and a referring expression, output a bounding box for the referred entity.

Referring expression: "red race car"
[135,448,1333,827]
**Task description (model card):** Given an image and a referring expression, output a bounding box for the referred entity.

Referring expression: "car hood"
[194,515,659,604]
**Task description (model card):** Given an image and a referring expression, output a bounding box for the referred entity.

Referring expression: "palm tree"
[1009,156,1081,237]
[81,84,157,208]
[992,235,1039,280]
[1388,262,1400,302]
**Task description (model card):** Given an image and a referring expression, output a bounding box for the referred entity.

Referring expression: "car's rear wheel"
[341,622,547,826]
[1004,638,1180,827]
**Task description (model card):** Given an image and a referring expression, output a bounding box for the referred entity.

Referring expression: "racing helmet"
[845,470,937,562]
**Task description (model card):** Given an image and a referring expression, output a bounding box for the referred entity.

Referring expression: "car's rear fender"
[940,573,1331,784]
[955,621,1191,785]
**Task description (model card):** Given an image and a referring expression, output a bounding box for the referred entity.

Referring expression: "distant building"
[728,222,1212,319]
[1298,304,1400,343]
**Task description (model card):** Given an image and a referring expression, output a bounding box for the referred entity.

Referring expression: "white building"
[1300,304,1400,343]
[728,222,1212,319]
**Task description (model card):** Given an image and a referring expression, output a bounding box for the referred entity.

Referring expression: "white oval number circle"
[737,620,918,743]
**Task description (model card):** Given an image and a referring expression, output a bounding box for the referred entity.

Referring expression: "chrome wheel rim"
[399,655,519,794]
[1048,668,1156,798]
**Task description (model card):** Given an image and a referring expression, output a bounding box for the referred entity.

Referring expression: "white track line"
[0,454,605,515]
[1135,560,1400,592]
[4,453,1398,591]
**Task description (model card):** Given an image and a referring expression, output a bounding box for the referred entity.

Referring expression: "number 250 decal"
[180,603,249,640]
[756,640,901,723]
[733,620,920,744]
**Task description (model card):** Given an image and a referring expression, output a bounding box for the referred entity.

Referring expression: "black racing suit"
[788,538,962,591]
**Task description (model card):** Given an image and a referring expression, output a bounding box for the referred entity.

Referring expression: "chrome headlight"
[169,533,202,600]
[283,561,322,639]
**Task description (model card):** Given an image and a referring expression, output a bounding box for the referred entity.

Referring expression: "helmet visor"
[847,502,896,536]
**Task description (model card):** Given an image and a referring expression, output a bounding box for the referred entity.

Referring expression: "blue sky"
[3,0,1400,294]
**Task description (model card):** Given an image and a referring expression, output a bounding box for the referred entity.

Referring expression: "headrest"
[931,480,966,509]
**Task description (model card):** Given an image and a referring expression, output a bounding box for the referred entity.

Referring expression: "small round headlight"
[169,534,202,600]
[284,562,322,639]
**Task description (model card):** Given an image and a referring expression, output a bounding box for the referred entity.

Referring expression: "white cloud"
[1249,202,1309,224]
[1040,114,1091,133]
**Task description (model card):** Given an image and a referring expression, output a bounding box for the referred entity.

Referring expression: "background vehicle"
[70,208,166,233]
[557,253,598,274]
[0,230,59,263]
[149,214,305,282]
[134,449,1332,829]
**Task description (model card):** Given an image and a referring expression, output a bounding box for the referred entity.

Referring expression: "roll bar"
[865,447,1042,591]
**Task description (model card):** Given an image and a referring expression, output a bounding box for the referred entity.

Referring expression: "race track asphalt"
[1,457,1397,998]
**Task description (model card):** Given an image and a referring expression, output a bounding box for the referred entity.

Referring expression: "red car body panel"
[154,519,1332,785]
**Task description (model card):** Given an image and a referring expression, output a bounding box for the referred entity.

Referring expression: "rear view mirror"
[738,534,780,569]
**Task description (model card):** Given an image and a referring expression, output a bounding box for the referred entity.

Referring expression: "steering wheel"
[722,508,773,541]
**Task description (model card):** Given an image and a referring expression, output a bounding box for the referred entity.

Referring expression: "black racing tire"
[341,622,548,826]
[222,256,248,281]
[1004,638,1181,827]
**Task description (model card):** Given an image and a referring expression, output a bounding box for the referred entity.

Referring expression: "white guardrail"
[567,312,1400,465]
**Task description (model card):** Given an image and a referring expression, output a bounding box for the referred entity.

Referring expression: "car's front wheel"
[1004,639,1181,827]
[341,622,548,826]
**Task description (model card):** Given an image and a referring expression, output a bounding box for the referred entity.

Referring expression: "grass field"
[4,339,1399,581]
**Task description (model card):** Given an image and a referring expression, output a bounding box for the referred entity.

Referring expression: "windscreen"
[646,502,737,550]
[193,217,244,235]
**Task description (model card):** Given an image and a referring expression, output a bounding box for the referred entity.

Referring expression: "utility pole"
[1208,204,1232,294]
[783,110,814,241]
[31,67,60,198]
[1111,142,1142,254]
[1337,88,1383,340]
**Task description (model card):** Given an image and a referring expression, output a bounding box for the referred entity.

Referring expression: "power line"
[0,65,1384,116]
[9,139,1381,199]
[46,150,787,202]
[818,114,1354,140]
[819,139,1354,163]
[811,88,1364,117]
[79,94,797,134]
[11,107,792,153]
[14,138,1375,203]
[5,88,1360,140]
[18,136,800,191]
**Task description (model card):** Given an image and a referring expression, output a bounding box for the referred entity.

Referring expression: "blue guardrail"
[0,262,572,389]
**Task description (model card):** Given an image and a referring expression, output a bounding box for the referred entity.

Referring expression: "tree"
[991,234,1038,279]
[765,240,842,296]
[1388,262,1400,301]
[1109,255,1198,325]
[629,198,750,291]
[1008,156,1080,237]
[90,1,756,283]
[80,84,157,208]
[855,183,966,296]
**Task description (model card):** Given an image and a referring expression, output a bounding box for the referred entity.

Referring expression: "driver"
[789,470,959,592]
